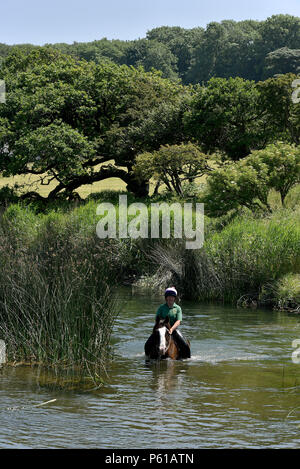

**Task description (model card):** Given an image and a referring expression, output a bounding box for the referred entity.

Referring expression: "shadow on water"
[0,364,105,394]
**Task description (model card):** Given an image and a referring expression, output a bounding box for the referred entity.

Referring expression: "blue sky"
[1,0,299,45]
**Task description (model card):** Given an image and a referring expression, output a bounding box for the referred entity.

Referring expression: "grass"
[0,204,128,381]
[0,159,214,199]
[0,162,128,199]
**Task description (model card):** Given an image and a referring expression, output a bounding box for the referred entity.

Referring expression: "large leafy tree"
[203,160,271,216]
[146,26,205,83]
[257,73,300,145]
[263,47,300,78]
[187,20,261,84]
[253,14,300,81]
[0,47,187,200]
[184,77,273,160]
[186,21,227,84]
[249,142,300,205]
[123,39,179,81]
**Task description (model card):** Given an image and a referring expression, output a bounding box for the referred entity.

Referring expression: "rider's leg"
[172,329,191,358]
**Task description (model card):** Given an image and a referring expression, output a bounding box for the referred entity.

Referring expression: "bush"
[275,273,300,309]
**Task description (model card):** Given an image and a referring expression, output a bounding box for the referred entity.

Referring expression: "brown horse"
[144,316,190,360]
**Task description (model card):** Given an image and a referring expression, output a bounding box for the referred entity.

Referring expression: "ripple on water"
[1,295,300,448]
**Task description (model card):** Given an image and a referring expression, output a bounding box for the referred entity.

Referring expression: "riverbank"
[1,192,299,307]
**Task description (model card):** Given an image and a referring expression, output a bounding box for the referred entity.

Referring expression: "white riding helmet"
[164,286,177,298]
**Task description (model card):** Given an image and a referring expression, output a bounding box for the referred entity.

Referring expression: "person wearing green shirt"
[155,286,191,358]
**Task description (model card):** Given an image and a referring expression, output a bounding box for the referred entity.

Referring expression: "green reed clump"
[0,203,128,379]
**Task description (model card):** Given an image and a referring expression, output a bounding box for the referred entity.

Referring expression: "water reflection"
[146,360,190,403]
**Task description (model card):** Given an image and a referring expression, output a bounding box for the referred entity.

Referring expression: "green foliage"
[124,39,179,81]
[274,273,300,307]
[204,211,300,301]
[134,143,211,196]
[11,121,96,182]
[0,201,144,372]
[263,47,300,78]
[184,77,270,160]
[257,73,300,145]
[249,142,300,204]
[203,160,270,216]
[0,47,186,199]
[1,15,299,84]
[204,142,300,216]
[0,185,19,205]
[143,207,300,303]
[146,26,205,83]
[0,22,299,203]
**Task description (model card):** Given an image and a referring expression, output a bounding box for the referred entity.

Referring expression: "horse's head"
[153,316,171,357]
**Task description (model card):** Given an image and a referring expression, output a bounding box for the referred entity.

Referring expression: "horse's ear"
[153,315,160,332]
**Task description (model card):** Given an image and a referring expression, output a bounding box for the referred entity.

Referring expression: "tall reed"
[0,203,124,380]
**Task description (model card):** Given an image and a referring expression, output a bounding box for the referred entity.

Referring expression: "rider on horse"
[155,286,191,358]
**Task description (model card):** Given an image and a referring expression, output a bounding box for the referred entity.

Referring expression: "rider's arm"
[169,305,183,334]
[169,320,181,334]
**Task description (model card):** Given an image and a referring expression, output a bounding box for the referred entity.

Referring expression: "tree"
[146,26,205,83]
[0,47,187,200]
[203,141,300,216]
[249,142,300,205]
[203,158,271,216]
[123,39,179,81]
[134,143,212,196]
[184,77,271,160]
[263,47,300,78]
[257,73,300,145]
[186,21,227,84]
[253,14,300,80]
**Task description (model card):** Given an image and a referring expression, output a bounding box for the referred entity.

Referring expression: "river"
[1,286,300,448]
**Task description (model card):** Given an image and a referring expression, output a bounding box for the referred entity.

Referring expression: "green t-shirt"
[155,302,182,326]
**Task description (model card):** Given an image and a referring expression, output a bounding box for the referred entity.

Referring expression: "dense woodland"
[0,14,300,84]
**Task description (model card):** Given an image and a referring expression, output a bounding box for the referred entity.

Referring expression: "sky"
[1,0,299,45]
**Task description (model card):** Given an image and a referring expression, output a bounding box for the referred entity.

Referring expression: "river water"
[1,286,300,448]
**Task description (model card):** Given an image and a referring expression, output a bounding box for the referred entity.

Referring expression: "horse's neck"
[168,338,179,359]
